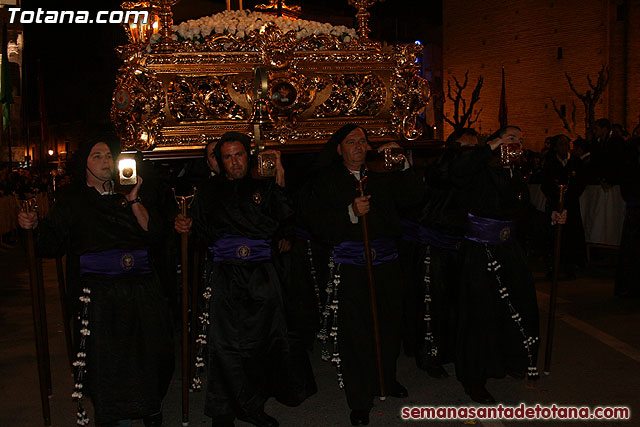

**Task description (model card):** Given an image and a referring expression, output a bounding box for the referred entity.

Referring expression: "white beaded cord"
[73,287,91,426]
[191,255,213,391]
[316,254,344,388]
[306,239,323,317]
[421,245,438,358]
[485,246,540,379]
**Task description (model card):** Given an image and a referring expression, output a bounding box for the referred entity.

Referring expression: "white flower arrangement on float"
[164,9,356,43]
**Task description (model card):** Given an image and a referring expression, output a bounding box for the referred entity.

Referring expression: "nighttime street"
[1,239,638,426]
[1,0,640,426]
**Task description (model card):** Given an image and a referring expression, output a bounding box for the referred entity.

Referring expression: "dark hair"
[487,125,521,143]
[594,118,611,132]
[310,124,370,172]
[549,134,570,149]
[203,140,217,160]
[213,131,252,177]
[445,127,478,145]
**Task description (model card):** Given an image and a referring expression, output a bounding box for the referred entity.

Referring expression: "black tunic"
[34,183,174,424]
[306,163,423,410]
[451,145,540,386]
[191,175,313,421]
[541,153,587,270]
[404,143,469,369]
[615,148,640,297]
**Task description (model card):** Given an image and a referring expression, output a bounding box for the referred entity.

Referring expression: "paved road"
[1,241,638,426]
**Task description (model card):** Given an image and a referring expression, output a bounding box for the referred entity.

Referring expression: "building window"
[557,47,563,59]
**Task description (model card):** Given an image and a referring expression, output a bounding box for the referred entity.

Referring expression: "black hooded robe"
[190,175,312,422]
[34,183,174,425]
[306,161,423,411]
[451,145,540,387]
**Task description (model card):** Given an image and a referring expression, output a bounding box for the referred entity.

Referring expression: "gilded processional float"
[110,0,432,157]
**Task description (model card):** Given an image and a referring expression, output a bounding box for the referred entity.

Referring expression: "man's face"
[501,127,523,146]
[206,142,220,174]
[457,134,478,147]
[86,142,114,182]
[556,136,570,159]
[220,141,249,180]
[593,124,609,141]
[337,127,371,170]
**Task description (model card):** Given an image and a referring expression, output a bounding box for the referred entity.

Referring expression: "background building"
[442,0,640,149]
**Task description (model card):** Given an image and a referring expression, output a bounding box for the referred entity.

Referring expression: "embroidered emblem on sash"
[500,227,511,242]
[121,253,135,270]
[252,192,262,205]
[236,245,251,259]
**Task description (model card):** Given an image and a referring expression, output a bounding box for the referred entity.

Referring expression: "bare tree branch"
[468,107,483,126]
[443,71,483,132]
[551,98,575,136]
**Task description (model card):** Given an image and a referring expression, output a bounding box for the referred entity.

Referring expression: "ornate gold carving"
[390,43,431,140]
[254,0,302,19]
[348,0,380,42]
[111,60,165,151]
[167,76,248,121]
[313,74,385,118]
[112,3,431,152]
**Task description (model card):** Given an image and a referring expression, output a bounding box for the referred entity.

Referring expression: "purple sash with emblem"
[209,235,272,262]
[79,249,152,276]
[333,238,398,266]
[400,219,421,243]
[464,213,516,245]
[402,219,462,250]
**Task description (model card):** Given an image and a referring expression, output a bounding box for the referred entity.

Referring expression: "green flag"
[0,24,14,131]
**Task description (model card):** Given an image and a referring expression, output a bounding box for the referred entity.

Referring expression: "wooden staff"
[56,255,75,370]
[356,173,386,398]
[19,197,52,426]
[175,189,195,426]
[35,245,52,397]
[544,184,567,374]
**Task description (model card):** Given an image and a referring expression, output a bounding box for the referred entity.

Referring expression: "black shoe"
[350,409,370,426]
[237,411,279,427]
[143,412,162,426]
[424,364,449,379]
[389,381,408,398]
[464,385,496,404]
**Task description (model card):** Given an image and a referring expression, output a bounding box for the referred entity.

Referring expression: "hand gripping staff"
[174,188,196,426]
[544,184,567,374]
[355,166,386,399]
[17,195,52,426]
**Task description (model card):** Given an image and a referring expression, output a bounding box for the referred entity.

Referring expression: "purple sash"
[209,235,271,262]
[464,213,516,245]
[401,219,461,250]
[333,238,398,266]
[400,219,421,243]
[418,226,462,251]
[80,249,152,276]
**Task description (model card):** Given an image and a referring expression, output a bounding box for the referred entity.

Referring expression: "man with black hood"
[174,132,311,427]
[303,124,423,426]
[452,126,565,404]
[18,137,174,427]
